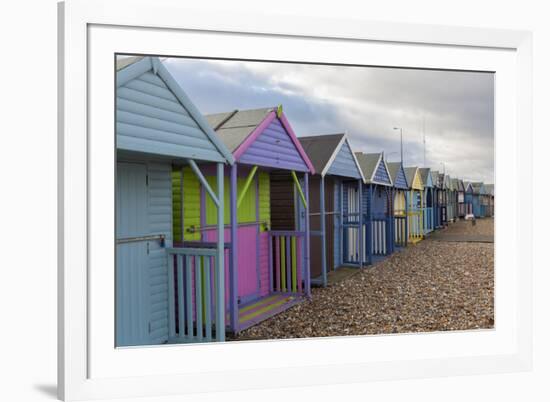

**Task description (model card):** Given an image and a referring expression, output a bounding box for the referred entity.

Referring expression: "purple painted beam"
[229,163,238,332]
[304,172,311,297]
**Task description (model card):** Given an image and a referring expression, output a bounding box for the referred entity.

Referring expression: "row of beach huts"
[115,56,494,347]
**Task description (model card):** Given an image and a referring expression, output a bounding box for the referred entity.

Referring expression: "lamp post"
[393,127,403,163]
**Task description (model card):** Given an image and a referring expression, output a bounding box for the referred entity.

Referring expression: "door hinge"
[146,174,149,186]
[147,242,150,255]
[148,322,152,333]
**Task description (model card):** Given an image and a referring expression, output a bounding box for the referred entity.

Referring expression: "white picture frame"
[58,0,533,400]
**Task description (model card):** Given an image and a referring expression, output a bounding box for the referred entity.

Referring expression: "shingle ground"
[231,218,494,341]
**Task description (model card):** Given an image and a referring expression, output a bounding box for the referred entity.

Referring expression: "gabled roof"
[419,168,433,188]
[457,179,465,192]
[450,178,458,191]
[206,108,273,152]
[471,182,485,195]
[438,173,446,189]
[205,106,315,173]
[116,56,144,71]
[464,181,473,193]
[116,56,234,164]
[485,184,494,196]
[404,167,423,190]
[431,170,440,188]
[444,175,451,190]
[386,162,408,189]
[298,133,364,180]
[355,152,393,186]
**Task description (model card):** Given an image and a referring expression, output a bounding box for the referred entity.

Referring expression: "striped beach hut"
[437,173,448,226]
[419,168,435,234]
[471,182,485,217]
[464,181,474,216]
[485,184,494,217]
[173,106,315,334]
[456,179,466,218]
[387,162,409,248]
[404,167,424,244]
[116,56,234,346]
[298,134,365,287]
[444,175,455,223]
[355,152,394,264]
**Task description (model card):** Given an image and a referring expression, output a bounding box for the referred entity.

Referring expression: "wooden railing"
[407,210,423,243]
[268,231,306,295]
[166,246,225,343]
[343,212,361,265]
[394,214,407,247]
[371,216,389,255]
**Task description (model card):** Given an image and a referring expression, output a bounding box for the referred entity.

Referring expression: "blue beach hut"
[298,134,365,286]
[354,152,394,264]
[115,56,234,346]
[387,162,409,248]
[419,168,435,234]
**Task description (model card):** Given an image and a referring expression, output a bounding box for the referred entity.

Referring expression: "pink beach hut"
[173,106,315,334]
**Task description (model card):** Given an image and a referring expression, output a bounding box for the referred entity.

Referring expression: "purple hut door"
[236,225,259,302]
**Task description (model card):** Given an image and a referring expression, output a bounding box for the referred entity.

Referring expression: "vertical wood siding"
[326,141,362,179]
[239,119,309,172]
[172,166,201,241]
[147,162,173,344]
[333,180,341,269]
[258,172,271,231]
[270,171,296,230]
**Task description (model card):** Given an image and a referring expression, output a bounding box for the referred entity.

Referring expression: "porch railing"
[166,246,224,343]
[394,214,407,247]
[343,212,361,265]
[268,231,306,295]
[371,216,389,255]
[407,210,423,242]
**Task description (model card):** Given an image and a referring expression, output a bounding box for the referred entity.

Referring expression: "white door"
[116,163,150,347]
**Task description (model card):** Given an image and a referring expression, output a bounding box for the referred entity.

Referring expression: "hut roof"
[206,108,274,152]
[431,170,440,188]
[419,168,433,187]
[299,134,364,180]
[205,107,314,173]
[116,56,144,71]
[355,152,393,186]
[115,56,234,164]
[387,162,409,189]
[471,182,485,194]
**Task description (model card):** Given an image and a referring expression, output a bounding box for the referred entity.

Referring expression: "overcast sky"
[164,57,494,183]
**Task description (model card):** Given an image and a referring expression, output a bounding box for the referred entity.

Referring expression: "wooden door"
[309,177,335,278]
[116,162,150,347]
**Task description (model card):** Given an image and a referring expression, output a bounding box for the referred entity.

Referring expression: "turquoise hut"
[115,56,234,346]
[419,168,435,234]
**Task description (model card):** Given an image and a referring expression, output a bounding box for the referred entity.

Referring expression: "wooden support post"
[358,179,363,267]
[229,163,238,333]
[367,185,373,264]
[215,162,225,342]
[339,181,344,267]
[320,175,327,287]
[304,173,311,297]
[237,165,258,209]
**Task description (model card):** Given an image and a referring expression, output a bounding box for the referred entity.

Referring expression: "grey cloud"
[164,57,494,183]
